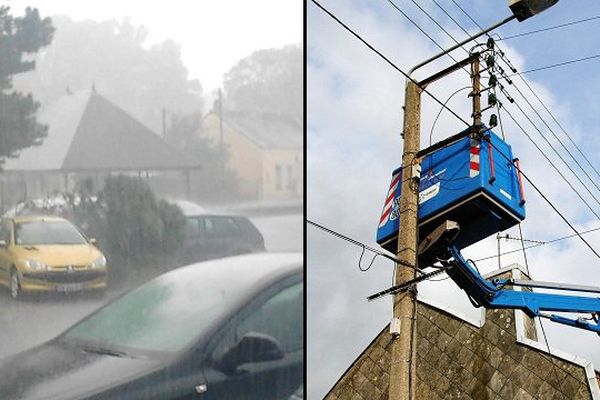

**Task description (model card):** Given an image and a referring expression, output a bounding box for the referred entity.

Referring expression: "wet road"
[0,213,302,360]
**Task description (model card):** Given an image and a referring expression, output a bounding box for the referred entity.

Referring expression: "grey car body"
[180,213,266,264]
[0,253,303,400]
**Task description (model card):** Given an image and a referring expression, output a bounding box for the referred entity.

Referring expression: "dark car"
[0,253,302,400]
[180,213,266,264]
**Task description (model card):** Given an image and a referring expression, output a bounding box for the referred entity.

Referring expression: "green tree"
[101,175,185,275]
[222,44,302,121]
[0,6,54,164]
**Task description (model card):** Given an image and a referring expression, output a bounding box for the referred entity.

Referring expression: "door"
[202,279,303,400]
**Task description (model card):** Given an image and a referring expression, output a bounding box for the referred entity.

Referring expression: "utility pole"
[389,80,421,400]
[381,2,558,399]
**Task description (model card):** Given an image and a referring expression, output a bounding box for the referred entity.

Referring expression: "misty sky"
[7,0,302,92]
[309,1,600,398]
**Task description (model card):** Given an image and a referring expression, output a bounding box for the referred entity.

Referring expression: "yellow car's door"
[0,220,13,286]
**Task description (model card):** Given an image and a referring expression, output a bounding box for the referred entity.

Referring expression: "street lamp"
[510,0,560,22]
[388,2,560,400]
[410,0,560,76]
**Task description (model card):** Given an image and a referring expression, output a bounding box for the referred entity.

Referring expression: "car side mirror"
[89,238,97,245]
[217,332,284,374]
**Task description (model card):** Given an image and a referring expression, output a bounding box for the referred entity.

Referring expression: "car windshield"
[14,220,87,245]
[63,267,248,354]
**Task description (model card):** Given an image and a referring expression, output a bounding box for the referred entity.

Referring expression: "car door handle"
[195,384,208,394]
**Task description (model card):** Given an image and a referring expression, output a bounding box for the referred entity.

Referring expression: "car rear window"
[204,216,241,236]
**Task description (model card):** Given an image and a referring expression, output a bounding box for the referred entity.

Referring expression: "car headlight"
[90,256,106,269]
[24,259,48,271]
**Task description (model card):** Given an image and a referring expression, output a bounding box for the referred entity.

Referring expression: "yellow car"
[0,216,107,299]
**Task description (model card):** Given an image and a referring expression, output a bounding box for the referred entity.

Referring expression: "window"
[275,164,283,191]
[184,217,201,238]
[236,282,303,352]
[211,280,303,362]
[286,164,295,192]
[204,216,239,237]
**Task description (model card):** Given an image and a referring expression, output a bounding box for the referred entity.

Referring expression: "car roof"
[6,215,69,224]
[154,252,301,303]
[166,252,301,283]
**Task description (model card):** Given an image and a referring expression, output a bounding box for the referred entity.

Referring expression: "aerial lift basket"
[377,129,526,253]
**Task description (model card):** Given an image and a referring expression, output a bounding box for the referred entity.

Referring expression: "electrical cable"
[498,15,600,41]
[439,1,600,207]
[310,0,471,128]
[500,104,600,220]
[307,219,421,271]
[538,316,561,385]
[474,225,600,262]
[358,247,379,271]
[504,53,600,77]
[489,141,600,261]
[384,0,454,58]
[450,0,600,192]
[495,61,600,199]
[514,75,600,183]
[448,1,600,263]
[406,0,471,54]
[429,86,471,146]
[383,0,471,79]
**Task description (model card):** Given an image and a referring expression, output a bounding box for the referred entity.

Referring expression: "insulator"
[486,38,495,49]
[489,114,498,128]
[485,55,495,68]
[488,93,497,106]
[488,75,497,87]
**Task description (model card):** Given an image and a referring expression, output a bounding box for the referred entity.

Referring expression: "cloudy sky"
[308,0,600,398]
[7,0,302,92]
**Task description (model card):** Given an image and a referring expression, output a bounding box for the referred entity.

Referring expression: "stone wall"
[324,301,594,400]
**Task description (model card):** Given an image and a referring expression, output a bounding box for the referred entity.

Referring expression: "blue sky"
[308,1,600,398]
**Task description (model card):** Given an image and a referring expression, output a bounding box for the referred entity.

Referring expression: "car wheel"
[10,268,22,300]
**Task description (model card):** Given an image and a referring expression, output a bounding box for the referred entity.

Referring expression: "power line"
[514,73,600,183]
[496,62,600,200]
[313,0,600,262]
[450,1,600,188]
[492,141,600,261]
[446,3,600,251]
[307,219,419,271]
[475,226,600,262]
[383,0,471,77]
[506,53,600,76]
[499,104,600,221]
[384,0,451,57]
[497,85,600,214]
[310,0,471,127]
[498,15,600,41]
[406,0,470,54]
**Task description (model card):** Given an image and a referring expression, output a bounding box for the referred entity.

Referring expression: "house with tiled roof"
[203,111,302,200]
[0,90,199,212]
[325,265,600,400]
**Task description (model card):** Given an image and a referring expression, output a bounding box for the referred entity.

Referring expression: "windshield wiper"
[82,346,129,358]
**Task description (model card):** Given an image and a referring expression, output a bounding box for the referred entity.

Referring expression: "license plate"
[55,283,84,292]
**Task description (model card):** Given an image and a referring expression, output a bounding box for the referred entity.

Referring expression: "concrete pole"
[389,79,421,400]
